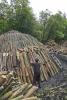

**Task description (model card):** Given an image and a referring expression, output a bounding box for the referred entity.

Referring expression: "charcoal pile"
[0,72,39,100]
[0,30,61,83]
[0,30,42,52]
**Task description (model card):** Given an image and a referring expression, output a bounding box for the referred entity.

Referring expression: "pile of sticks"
[0,31,61,83]
[0,30,41,52]
[45,40,61,52]
[0,46,60,83]
[59,46,67,55]
[0,72,38,100]
[16,46,60,83]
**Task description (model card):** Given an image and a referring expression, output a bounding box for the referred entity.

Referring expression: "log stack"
[0,72,39,100]
[13,47,62,82]
[45,40,60,52]
[59,46,67,55]
[0,30,41,52]
[0,30,61,83]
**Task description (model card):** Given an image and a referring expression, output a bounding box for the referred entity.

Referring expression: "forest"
[0,0,67,43]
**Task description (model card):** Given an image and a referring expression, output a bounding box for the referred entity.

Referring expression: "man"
[31,58,41,88]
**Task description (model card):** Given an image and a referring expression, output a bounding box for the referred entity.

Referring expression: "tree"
[64,19,67,40]
[0,0,38,35]
[0,0,10,34]
[46,13,66,42]
[39,9,51,24]
[9,0,37,34]
[39,11,67,43]
[39,9,51,42]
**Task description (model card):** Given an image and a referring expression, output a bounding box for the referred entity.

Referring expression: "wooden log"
[40,50,52,76]
[1,91,13,100]
[10,95,23,100]
[22,84,32,95]
[20,67,23,83]
[28,48,35,63]
[43,63,51,78]
[35,49,48,80]
[24,86,38,98]
[2,53,8,68]
[15,51,22,81]
[0,79,13,96]
[48,54,59,73]
[17,48,24,53]
[40,67,45,81]
[19,53,27,83]
[34,48,47,80]
[23,52,31,83]
[12,48,17,67]
[27,49,34,76]
[41,64,48,80]
[45,54,57,74]
[2,75,13,87]
[6,53,12,71]
[0,53,3,71]
[40,50,54,76]
[44,50,58,73]
[0,71,8,75]
[0,75,7,86]
[10,83,28,99]
[43,51,56,74]
[16,51,20,60]
[23,51,33,83]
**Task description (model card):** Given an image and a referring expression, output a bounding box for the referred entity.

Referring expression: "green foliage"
[0,0,38,35]
[39,10,67,43]
[0,0,67,43]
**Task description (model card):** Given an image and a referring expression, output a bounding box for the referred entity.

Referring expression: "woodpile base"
[0,72,39,100]
[0,46,61,83]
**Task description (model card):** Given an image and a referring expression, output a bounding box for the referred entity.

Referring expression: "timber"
[0,31,62,83]
[0,73,38,100]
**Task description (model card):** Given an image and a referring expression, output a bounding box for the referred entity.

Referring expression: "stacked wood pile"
[0,72,39,100]
[17,46,60,83]
[0,31,61,83]
[59,46,67,55]
[62,41,67,47]
[46,40,67,55]
[0,30,42,52]
[45,40,60,52]
[0,46,60,83]
[60,41,67,55]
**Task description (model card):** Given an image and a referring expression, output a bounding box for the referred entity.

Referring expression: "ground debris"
[36,83,67,100]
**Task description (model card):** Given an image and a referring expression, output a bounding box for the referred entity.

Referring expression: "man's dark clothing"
[32,63,40,74]
[31,63,41,87]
